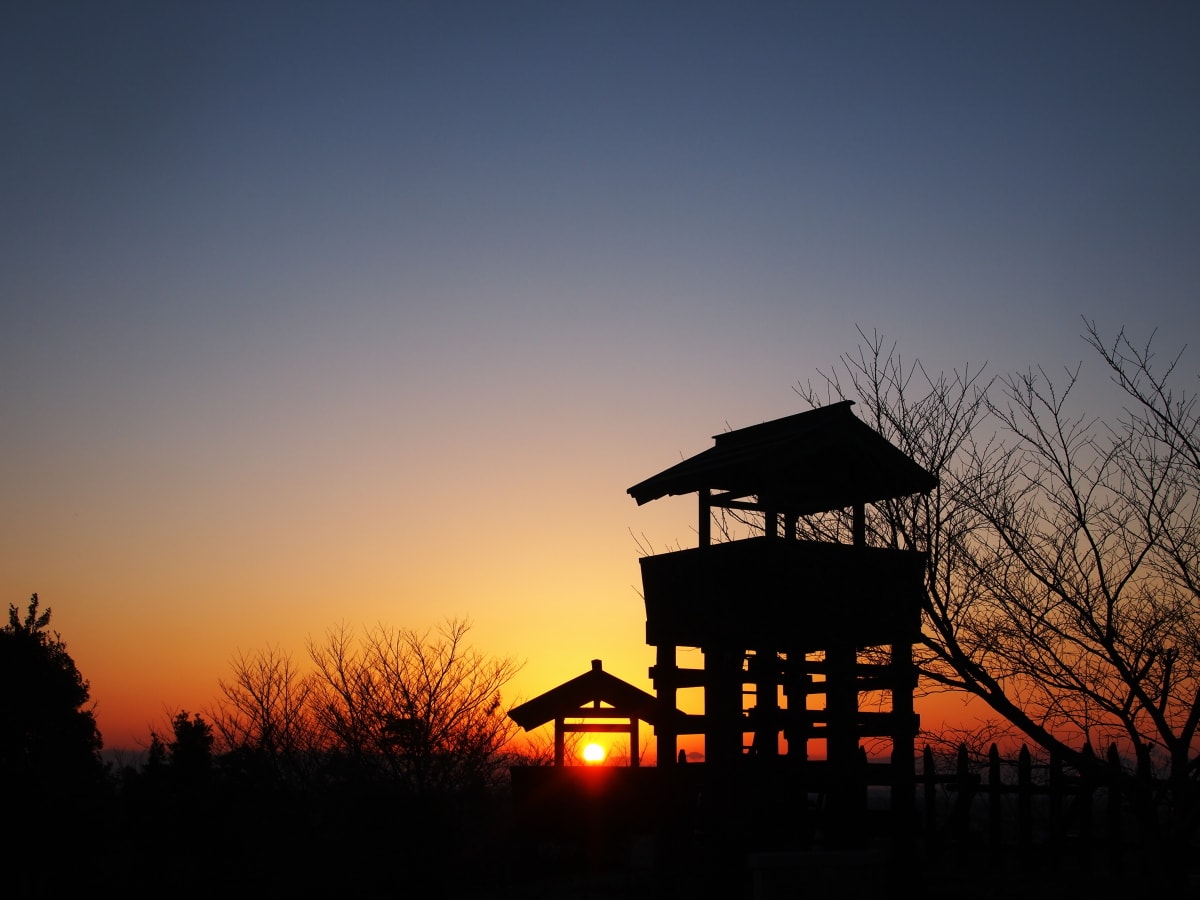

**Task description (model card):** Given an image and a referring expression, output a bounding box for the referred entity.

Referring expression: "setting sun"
[581,742,606,764]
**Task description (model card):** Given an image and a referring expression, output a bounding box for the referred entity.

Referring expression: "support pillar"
[654,643,679,766]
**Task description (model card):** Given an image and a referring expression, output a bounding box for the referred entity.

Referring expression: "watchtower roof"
[626,401,937,515]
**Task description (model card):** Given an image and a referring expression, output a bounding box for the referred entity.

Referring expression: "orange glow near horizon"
[64,570,996,755]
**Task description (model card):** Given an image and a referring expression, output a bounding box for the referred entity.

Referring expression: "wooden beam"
[778,709,918,737]
[708,495,759,511]
[656,713,708,735]
[790,659,897,677]
[649,664,707,688]
[559,722,639,734]
[562,704,655,719]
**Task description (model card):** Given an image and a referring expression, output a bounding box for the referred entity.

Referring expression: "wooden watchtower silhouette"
[627,401,936,848]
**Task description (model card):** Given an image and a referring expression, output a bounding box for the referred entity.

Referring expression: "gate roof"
[508,659,675,730]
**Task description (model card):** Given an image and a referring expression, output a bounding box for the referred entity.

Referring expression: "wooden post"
[554,717,565,767]
[704,645,743,766]
[782,649,808,761]
[1017,744,1032,861]
[890,636,916,852]
[821,500,867,846]
[655,643,678,766]
[785,512,798,540]
[950,743,974,861]
[748,651,779,758]
[988,743,1002,850]
[1135,744,1153,856]
[1078,743,1095,873]
[824,638,859,848]
[1049,748,1063,866]
[1106,743,1123,881]
[923,745,937,852]
[852,502,865,548]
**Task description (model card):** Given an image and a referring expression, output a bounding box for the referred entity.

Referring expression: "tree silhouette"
[0,594,105,892]
[211,645,315,786]
[146,710,214,789]
[0,594,103,792]
[794,323,1199,876]
[306,618,522,794]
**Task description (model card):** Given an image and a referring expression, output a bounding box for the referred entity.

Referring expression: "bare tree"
[795,323,1200,863]
[211,645,315,783]
[307,618,523,794]
[793,327,998,702]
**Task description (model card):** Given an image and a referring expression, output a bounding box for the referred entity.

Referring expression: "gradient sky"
[3,2,1198,752]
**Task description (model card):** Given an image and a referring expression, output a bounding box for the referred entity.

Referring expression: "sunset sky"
[3,2,1198,753]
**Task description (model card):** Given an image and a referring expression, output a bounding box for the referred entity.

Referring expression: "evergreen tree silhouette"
[0,594,105,893]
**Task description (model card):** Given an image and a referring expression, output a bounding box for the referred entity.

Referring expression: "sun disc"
[582,742,605,763]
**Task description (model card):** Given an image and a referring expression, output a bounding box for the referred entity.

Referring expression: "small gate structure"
[507,660,682,870]
[508,658,667,767]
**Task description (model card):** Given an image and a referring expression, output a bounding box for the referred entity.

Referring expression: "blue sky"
[3,1,1198,748]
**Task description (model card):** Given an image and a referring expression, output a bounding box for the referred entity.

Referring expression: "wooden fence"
[915,741,1163,882]
[749,745,1191,898]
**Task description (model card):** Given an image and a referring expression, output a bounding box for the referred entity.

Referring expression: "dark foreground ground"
[456,847,1199,900]
[10,780,1197,900]
[17,830,1197,900]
